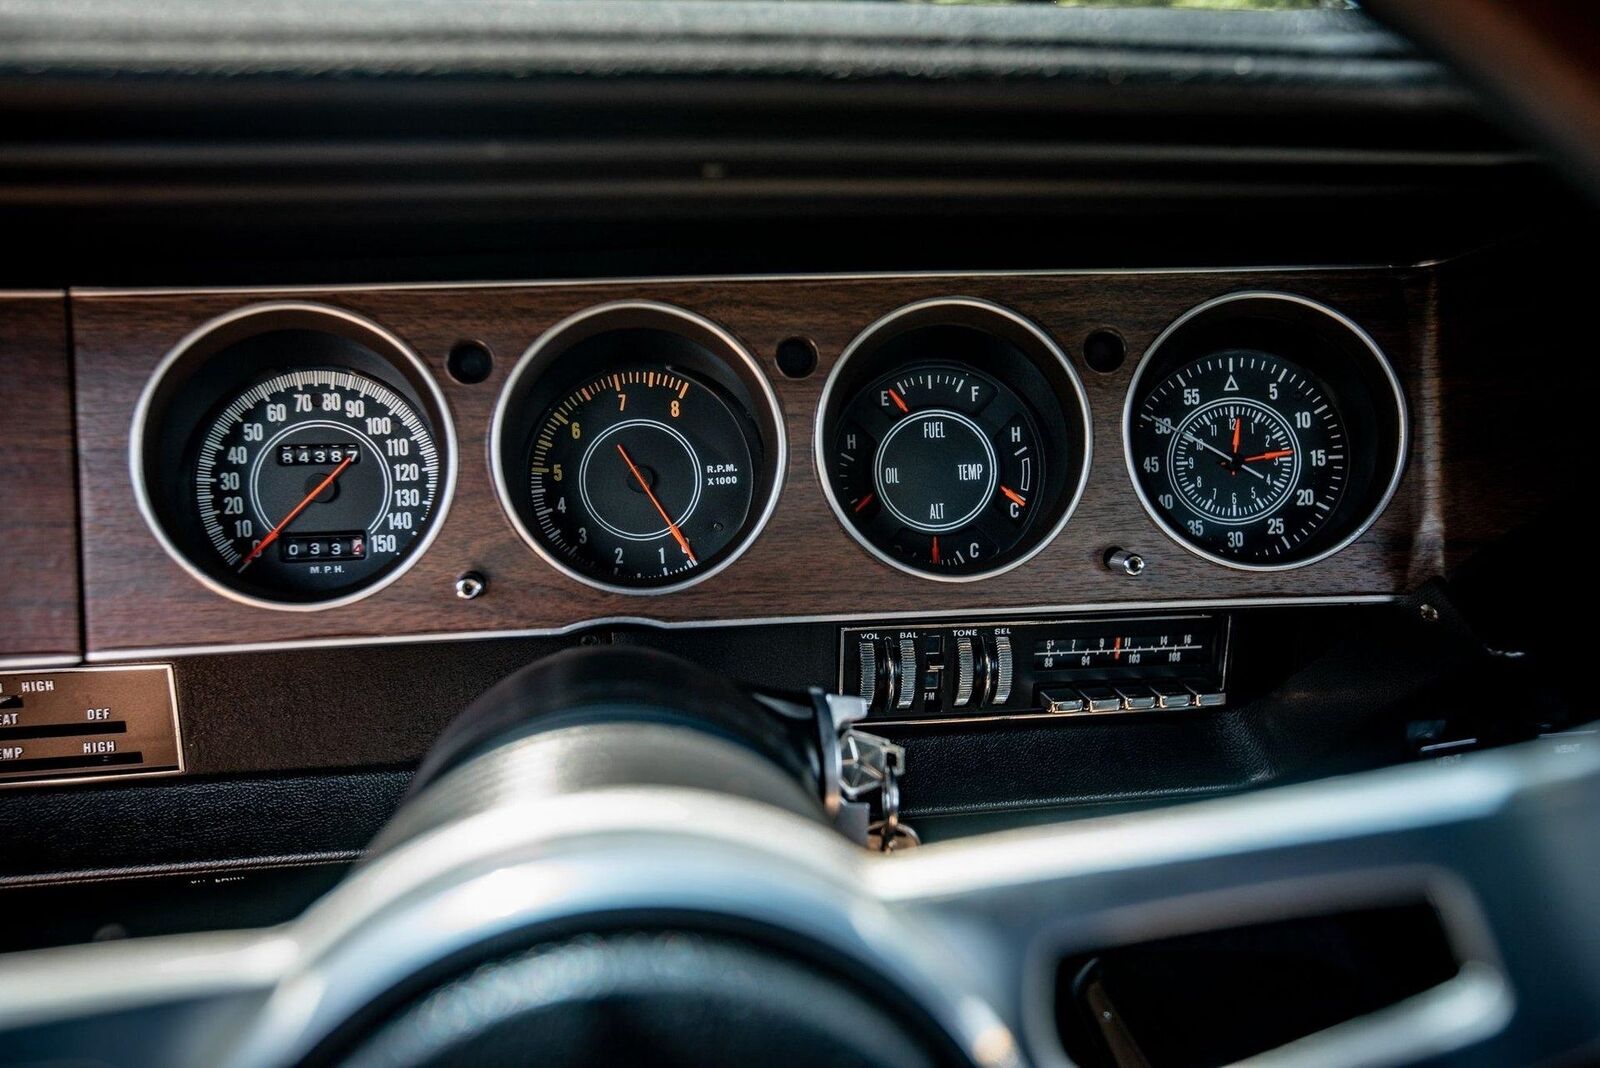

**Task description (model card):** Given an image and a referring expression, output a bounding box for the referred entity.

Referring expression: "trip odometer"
[1124,292,1408,571]
[1132,353,1347,562]
[134,303,456,609]
[493,302,785,594]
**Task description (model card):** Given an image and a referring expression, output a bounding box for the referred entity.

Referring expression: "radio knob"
[952,636,976,707]
[895,637,918,710]
[856,640,879,710]
[991,634,1014,705]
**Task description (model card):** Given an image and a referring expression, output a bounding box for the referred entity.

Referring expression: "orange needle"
[616,443,697,565]
[1243,449,1294,463]
[238,454,354,572]
[887,388,909,414]
[1113,636,1123,662]
[1231,417,1241,454]
[931,536,940,564]
[853,493,875,513]
[1000,485,1027,507]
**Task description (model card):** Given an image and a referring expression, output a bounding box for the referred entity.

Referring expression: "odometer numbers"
[1131,351,1347,564]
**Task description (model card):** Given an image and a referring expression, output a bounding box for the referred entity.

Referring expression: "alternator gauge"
[817,299,1091,581]
[1125,292,1407,570]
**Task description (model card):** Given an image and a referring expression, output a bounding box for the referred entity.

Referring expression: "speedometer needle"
[616,443,697,565]
[238,454,354,573]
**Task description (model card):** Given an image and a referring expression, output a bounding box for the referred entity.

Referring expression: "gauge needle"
[1141,415,1268,481]
[616,443,697,565]
[1000,485,1027,507]
[1231,416,1242,455]
[238,454,354,573]
[887,388,910,414]
[1243,449,1294,463]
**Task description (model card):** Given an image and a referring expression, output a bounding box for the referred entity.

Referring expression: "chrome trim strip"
[127,301,460,613]
[488,300,788,597]
[82,593,1396,662]
[0,654,82,670]
[812,297,1094,584]
[71,262,1401,301]
[1120,290,1410,573]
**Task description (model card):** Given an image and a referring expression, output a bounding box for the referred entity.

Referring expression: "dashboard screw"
[1104,548,1146,577]
[455,572,487,600]
[1419,603,1439,623]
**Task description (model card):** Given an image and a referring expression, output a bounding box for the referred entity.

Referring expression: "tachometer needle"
[1243,449,1294,463]
[238,454,354,573]
[616,443,697,565]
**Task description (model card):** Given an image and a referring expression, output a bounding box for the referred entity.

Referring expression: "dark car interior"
[1,1,1598,1065]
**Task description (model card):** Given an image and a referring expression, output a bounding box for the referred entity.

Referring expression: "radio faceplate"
[840,614,1228,725]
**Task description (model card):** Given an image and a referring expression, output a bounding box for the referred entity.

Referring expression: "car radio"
[840,614,1228,724]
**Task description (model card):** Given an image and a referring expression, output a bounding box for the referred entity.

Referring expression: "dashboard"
[0,250,1559,793]
[26,264,1487,660]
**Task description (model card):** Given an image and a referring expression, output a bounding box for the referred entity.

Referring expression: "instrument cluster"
[131,289,1408,610]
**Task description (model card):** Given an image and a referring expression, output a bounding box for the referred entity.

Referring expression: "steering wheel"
[5,6,1600,1064]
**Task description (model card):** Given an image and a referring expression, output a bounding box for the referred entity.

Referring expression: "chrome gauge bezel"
[130,301,458,612]
[814,297,1093,583]
[490,301,787,596]
[1121,291,1409,573]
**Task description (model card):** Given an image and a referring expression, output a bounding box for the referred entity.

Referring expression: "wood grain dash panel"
[69,266,1528,655]
[0,293,79,661]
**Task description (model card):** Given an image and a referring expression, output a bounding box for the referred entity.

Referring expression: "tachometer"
[525,367,757,584]
[1124,292,1406,570]
[493,302,785,593]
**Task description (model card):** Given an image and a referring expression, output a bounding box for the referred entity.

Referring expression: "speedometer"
[134,303,456,609]
[192,369,442,595]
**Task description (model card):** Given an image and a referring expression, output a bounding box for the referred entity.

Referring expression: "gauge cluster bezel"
[130,301,459,612]
[813,297,1094,583]
[489,301,788,596]
[1122,291,1409,572]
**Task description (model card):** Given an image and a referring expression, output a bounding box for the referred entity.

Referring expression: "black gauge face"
[136,309,455,609]
[191,368,444,598]
[1131,351,1348,564]
[1127,295,1408,570]
[525,366,760,587]
[829,362,1046,574]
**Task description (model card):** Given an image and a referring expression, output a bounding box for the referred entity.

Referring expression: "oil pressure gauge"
[817,299,1091,581]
